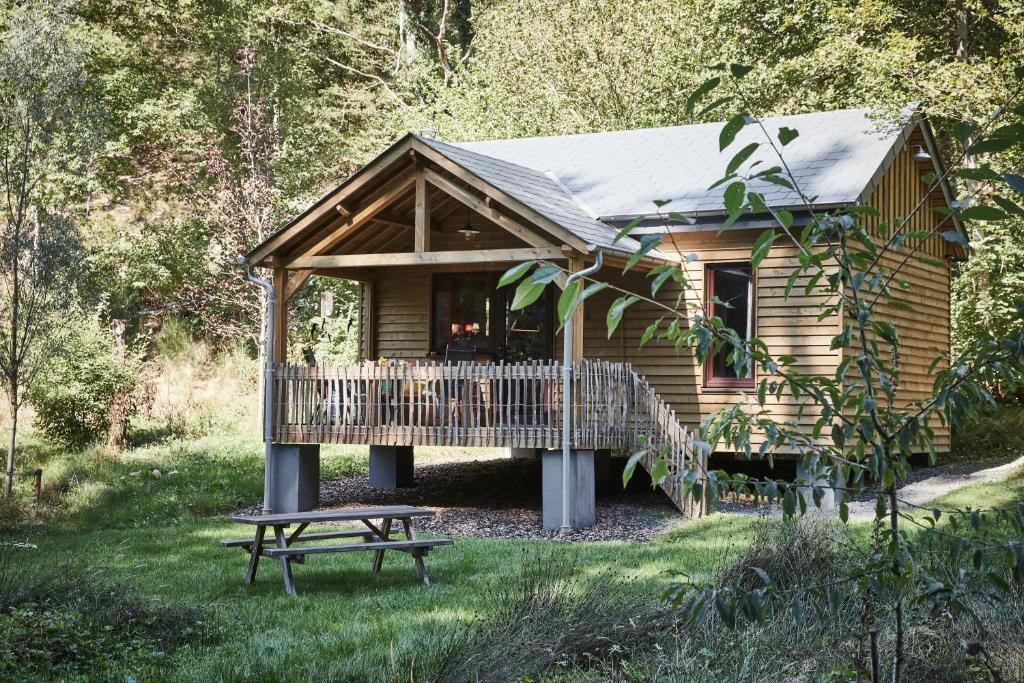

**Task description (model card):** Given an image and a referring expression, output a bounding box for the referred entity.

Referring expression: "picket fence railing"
[271,359,706,515]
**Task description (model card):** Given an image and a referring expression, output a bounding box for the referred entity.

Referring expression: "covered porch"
[244,134,705,526]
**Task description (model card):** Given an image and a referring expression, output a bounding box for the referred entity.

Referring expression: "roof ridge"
[448,106,877,146]
[542,169,601,220]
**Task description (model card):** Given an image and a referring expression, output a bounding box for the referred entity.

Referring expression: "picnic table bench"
[221,505,452,596]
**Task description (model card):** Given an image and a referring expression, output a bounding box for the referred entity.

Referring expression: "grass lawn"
[3,431,1022,681]
[2,433,764,681]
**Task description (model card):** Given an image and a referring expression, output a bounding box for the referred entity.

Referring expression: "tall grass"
[143,319,258,442]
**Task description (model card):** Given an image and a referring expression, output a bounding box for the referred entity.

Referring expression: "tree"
[0,2,96,499]
[503,64,1024,681]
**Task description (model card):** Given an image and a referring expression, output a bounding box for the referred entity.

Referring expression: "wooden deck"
[271,359,707,516]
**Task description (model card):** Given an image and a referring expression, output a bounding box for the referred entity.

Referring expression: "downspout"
[239,257,276,514]
[560,250,603,535]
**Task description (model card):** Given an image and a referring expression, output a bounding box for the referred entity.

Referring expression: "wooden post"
[568,255,585,362]
[272,269,289,364]
[414,170,430,252]
[362,281,376,361]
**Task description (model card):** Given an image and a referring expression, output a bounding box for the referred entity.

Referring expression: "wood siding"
[582,234,841,453]
[350,139,951,455]
[849,145,952,452]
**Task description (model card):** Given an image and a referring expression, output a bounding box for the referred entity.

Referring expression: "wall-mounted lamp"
[911,145,932,161]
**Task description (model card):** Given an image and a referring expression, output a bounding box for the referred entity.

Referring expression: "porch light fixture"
[911,145,932,161]
[458,206,480,241]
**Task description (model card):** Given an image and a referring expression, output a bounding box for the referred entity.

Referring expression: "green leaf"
[726,143,759,175]
[1004,174,1024,196]
[719,113,748,151]
[685,77,721,116]
[606,295,638,338]
[839,501,849,524]
[649,457,670,485]
[723,181,746,215]
[622,450,647,488]
[625,234,662,271]
[782,488,796,517]
[557,280,609,326]
[511,279,546,310]
[951,121,975,142]
[760,174,794,190]
[640,319,662,346]
[778,127,799,146]
[530,264,562,284]
[750,230,777,269]
[960,205,1008,221]
[729,63,753,79]
[969,137,1015,155]
[556,280,580,324]
[499,261,536,288]
[939,230,969,248]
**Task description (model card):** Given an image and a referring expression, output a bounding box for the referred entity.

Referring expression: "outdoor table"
[221,506,452,596]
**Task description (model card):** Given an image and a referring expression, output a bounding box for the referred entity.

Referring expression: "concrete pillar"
[541,449,596,530]
[509,447,540,460]
[369,445,414,489]
[268,444,320,513]
[796,462,845,511]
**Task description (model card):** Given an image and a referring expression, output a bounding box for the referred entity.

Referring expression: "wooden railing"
[271,359,706,514]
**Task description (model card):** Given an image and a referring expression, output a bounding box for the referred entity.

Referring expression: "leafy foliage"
[30,314,145,450]
[501,63,1024,681]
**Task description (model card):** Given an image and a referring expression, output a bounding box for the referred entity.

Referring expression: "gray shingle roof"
[447,108,907,220]
[417,136,645,254]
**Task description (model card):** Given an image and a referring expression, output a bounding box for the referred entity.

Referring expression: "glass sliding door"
[431,271,553,361]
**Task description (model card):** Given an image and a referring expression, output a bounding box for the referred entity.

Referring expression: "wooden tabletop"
[230,505,434,526]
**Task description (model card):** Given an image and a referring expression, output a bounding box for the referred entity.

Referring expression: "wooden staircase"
[622,366,708,517]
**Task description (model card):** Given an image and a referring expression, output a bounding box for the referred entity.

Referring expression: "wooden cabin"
[244,107,965,524]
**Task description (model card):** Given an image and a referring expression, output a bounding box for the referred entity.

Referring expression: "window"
[704,263,755,388]
[431,272,553,360]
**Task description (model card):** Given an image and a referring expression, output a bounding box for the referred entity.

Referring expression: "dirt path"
[843,455,1024,520]
[720,456,1024,520]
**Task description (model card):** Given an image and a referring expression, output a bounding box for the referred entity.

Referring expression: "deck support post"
[796,462,845,511]
[369,445,414,489]
[268,444,320,514]
[542,449,596,531]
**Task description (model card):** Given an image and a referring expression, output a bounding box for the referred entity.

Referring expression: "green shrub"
[718,517,846,592]
[31,313,145,449]
[951,403,1024,460]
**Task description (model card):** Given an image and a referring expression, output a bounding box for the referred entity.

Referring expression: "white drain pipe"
[240,258,276,514]
[560,250,603,534]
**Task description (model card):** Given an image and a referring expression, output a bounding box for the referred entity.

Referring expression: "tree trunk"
[955,0,969,61]
[5,397,17,501]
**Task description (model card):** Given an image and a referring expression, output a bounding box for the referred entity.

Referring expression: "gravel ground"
[243,458,688,542]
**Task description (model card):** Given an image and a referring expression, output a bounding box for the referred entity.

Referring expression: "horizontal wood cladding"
[582,233,843,454]
[372,273,431,359]
[846,144,952,451]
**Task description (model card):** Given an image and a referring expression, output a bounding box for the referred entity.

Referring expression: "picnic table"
[221,506,453,596]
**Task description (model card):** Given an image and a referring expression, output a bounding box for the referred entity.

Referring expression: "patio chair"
[444,344,476,364]
[443,345,479,424]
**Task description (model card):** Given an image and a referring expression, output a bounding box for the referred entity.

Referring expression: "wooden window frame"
[703,262,756,390]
